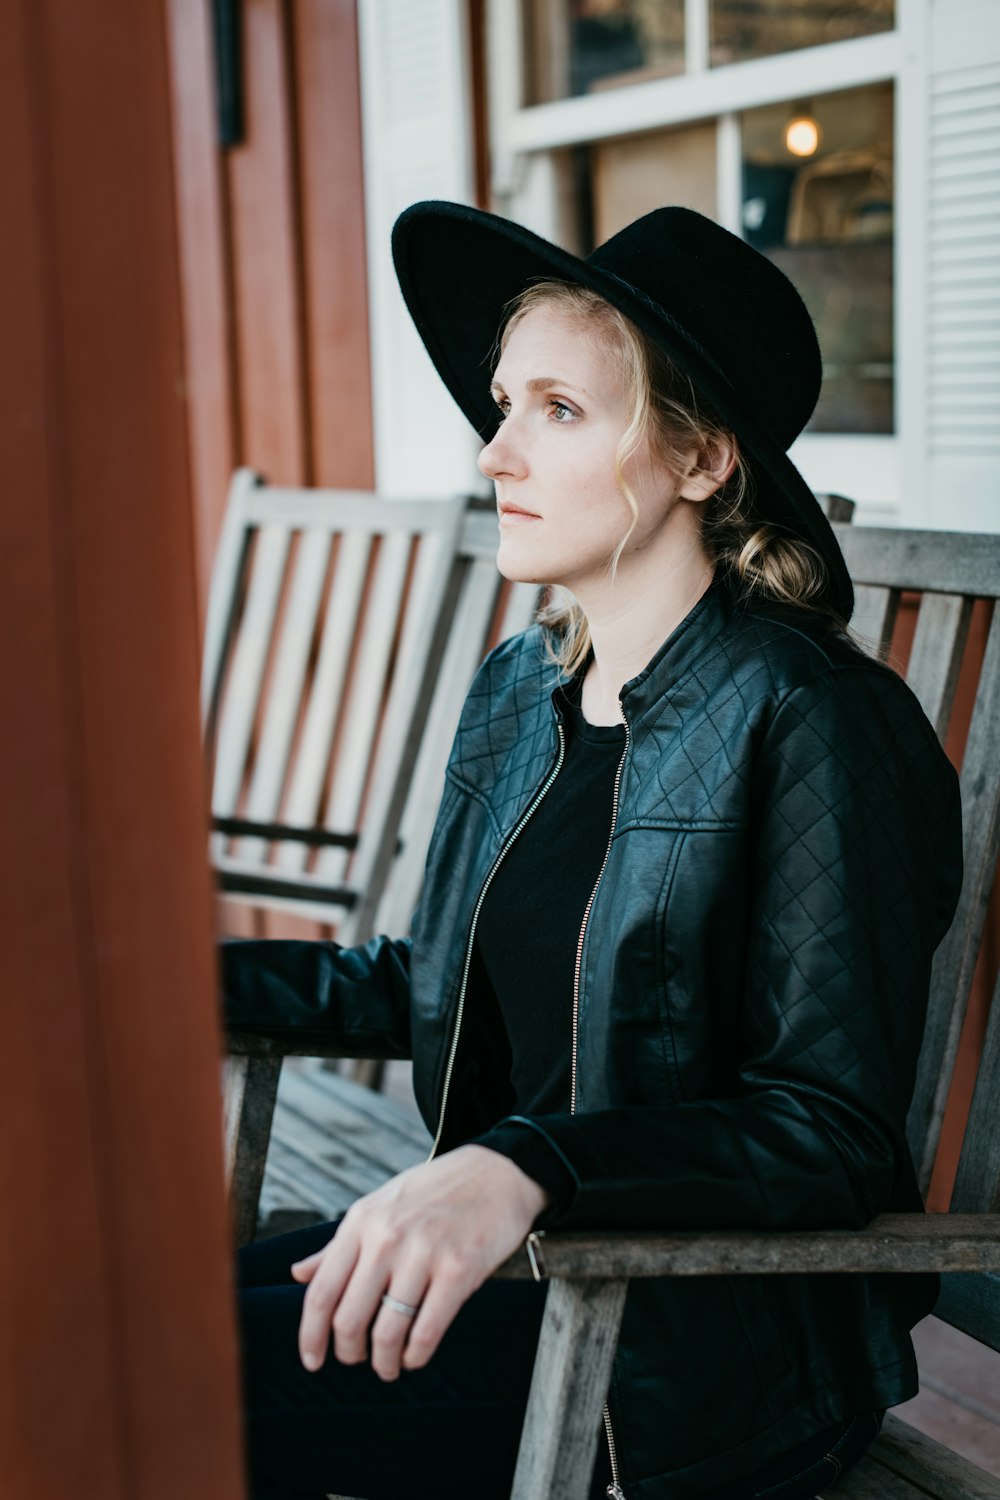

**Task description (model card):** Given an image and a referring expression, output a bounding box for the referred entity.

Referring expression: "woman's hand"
[290,1144,549,1381]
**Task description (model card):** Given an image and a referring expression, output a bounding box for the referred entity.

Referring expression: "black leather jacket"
[224,569,964,1498]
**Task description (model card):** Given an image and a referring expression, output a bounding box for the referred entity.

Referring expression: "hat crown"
[586,207,822,450]
[389,197,854,619]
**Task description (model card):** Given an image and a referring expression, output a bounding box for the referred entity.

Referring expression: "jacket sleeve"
[476,664,964,1233]
[220,934,414,1059]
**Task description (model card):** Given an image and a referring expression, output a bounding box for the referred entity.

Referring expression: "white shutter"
[359,0,481,498]
[925,2,1000,529]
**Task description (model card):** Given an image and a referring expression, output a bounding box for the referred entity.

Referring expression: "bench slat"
[226,1029,407,1061]
[849,581,898,651]
[314,531,414,890]
[858,1413,1000,1500]
[491,1216,1000,1280]
[238,529,333,865]
[834,526,1000,598]
[275,529,372,874]
[907,591,974,740]
[211,523,291,832]
[822,1452,928,1499]
[912,604,1000,1190]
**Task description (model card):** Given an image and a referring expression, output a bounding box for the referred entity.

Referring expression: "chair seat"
[819,1413,1000,1499]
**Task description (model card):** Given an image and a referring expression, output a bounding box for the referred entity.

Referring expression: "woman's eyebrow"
[489,376,588,396]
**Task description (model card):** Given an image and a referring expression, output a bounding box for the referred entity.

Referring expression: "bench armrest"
[493,1213,1000,1280]
[226,1028,412,1061]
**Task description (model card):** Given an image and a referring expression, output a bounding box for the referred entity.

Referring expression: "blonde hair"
[496,280,844,677]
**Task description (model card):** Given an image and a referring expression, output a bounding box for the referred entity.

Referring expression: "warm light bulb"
[785,117,820,157]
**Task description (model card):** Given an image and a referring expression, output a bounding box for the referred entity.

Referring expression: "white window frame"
[487,1,932,524]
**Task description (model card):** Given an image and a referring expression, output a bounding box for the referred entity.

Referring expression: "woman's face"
[478,303,702,593]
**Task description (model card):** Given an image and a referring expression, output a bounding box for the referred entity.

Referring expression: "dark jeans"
[236,1218,882,1500]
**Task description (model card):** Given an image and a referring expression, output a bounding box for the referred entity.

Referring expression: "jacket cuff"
[470,1116,580,1221]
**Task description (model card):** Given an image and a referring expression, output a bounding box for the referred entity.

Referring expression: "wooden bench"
[479,523,1000,1500]
[302,520,999,1500]
[206,473,536,1242]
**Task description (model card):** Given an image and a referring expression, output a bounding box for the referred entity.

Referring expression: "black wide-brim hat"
[391,200,853,622]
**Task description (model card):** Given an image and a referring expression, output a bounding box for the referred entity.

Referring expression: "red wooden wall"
[166,0,375,635]
[166,0,376,942]
[1,1,244,1494]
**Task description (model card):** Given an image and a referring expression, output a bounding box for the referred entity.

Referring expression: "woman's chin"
[495,535,551,586]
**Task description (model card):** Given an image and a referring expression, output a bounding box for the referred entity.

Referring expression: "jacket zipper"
[572,713,630,1500]
[427,722,567,1160]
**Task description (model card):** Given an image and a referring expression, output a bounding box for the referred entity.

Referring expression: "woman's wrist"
[459,1143,552,1219]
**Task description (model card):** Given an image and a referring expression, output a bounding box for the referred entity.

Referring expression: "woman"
[227,202,964,1500]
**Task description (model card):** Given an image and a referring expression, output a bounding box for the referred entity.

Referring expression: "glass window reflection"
[742,83,895,433]
[711,0,894,68]
[525,0,685,106]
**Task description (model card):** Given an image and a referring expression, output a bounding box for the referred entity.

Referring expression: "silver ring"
[381,1292,420,1318]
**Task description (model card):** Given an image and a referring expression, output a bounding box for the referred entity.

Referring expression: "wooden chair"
[207,470,466,1242]
[486,524,1000,1500]
[208,474,538,1244]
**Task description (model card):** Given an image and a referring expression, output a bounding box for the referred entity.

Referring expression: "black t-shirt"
[471,672,626,1210]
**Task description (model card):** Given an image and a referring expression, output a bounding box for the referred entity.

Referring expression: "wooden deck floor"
[256,1058,430,1240]
[257,1060,1000,1478]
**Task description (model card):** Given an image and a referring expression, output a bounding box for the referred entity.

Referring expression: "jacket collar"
[552,567,739,726]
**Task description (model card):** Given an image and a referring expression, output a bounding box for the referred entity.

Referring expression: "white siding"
[925,2,1000,528]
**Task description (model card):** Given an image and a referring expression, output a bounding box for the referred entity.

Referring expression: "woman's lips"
[498,506,540,525]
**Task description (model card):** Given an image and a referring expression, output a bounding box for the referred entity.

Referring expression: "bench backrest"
[833,521,1000,1352]
[201,469,467,938]
[201,475,539,947]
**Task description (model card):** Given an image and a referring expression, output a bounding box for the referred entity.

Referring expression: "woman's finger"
[297,1226,361,1371]
[368,1275,431,1382]
[329,1243,422,1368]
[289,1249,324,1282]
[399,1259,479,1374]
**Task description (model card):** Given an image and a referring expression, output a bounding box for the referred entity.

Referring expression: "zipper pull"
[525,1230,547,1282]
[606,1485,627,1499]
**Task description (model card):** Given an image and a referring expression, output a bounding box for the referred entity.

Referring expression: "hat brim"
[392,200,853,621]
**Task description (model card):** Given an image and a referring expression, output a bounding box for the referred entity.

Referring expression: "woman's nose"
[478,422,526,481]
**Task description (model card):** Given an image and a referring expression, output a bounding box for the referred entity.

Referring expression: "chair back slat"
[201,468,258,736]
[210,524,292,827]
[910,602,1000,1189]
[312,530,415,891]
[905,592,973,740]
[274,530,373,873]
[238,530,334,866]
[850,582,899,653]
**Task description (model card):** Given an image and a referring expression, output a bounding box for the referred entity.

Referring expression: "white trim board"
[359,0,481,498]
[502,31,901,153]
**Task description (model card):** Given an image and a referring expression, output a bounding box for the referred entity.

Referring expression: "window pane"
[591,121,718,246]
[525,0,685,106]
[741,82,895,434]
[711,0,894,68]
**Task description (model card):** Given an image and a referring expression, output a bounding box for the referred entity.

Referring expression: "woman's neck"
[577,544,716,726]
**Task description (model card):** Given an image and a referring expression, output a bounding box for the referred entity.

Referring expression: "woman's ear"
[679,436,739,502]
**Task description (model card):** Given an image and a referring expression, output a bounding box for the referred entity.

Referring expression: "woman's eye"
[491,395,576,422]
